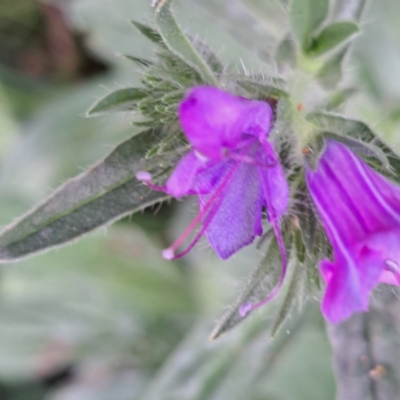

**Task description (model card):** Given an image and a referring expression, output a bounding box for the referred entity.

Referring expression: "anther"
[162,249,174,260]
[136,171,152,181]
[239,303,253,317]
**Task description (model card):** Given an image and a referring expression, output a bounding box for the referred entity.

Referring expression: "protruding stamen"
[162,249,174,260]
[136,171,167,192]
[238,164,288,317]
[239,303,253,317]
[385,259,400,273]
[164,202,221,260]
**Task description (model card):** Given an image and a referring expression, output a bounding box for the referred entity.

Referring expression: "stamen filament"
[136,171,167,192]
[168,202,221,260]
[162,161,241,259]
[239,166,288,317]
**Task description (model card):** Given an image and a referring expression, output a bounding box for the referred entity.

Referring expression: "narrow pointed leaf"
[130,21,166,46]
[271,261,305,338]
[322,132,391,171]
[210,236,291,341]
[306,111,400,174]
[276,35,297,71]
[323,87,357,110]
[235,76,288,99]
[295,190,318,256]
[122,55,153,68]
[154,0,218,85]
[0,128,175,262]
[317,46,348,89]
[309,22,360,56]
[86,88,147,117]
[289,0,329,51]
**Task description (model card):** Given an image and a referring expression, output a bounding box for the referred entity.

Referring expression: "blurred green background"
[0,0,399,399]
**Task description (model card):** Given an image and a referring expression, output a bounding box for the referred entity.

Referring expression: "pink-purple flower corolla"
[307,139,400,323]
[137,86,289,314]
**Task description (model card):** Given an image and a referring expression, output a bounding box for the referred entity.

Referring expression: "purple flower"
[137,86,289,314]
[306,139,400,323]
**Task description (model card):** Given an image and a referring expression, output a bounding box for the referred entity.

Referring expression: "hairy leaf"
[86,88,147,117]
[289,0,329,51]
[154,0,218,85]
[122,55,153,68]
[307,111,400,174]
[0,128,177,262]
[235,76,289,99]
[271,261,305,338]
[209,235,292,340]
[276,35,297,71]
[322,132,391,171]
[309,21,360,56]
[130,21,166,47]
[317,46,348,89]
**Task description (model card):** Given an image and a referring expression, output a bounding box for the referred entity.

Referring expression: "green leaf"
[86,88,147,117]
[0,128,176,262]
[309,21,360,56]
[130,21,166,46]
[122,54,153,68]
[235,76,288,99]
[322,132,391,171]
[271,261,305,338]
[154,0,218,85]
[317,46,348,89]
[323,87,357,110]
[276,35,297,71]
[295,190,318,256]
[306,111,400,175]
[209,235,291,341]
[289,0,329,51]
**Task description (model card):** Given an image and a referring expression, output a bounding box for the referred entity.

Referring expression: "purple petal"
[257,143,289,218]
[307,140,400,244]
[379,270,400,286]
[191,160,232,195]
[320,257,369,323]
[200,160,263,259]
[307,140,400,323]
[166,151,204,197]
[179,86,273,160]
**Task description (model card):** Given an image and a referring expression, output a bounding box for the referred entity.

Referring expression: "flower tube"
[306,139,400,323]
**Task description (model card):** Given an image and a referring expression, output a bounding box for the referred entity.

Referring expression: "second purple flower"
[307,140,400,323]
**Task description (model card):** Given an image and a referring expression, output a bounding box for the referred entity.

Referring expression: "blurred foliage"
[0,0,399,399]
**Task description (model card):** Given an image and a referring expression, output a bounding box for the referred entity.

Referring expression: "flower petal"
[166,151,205,197]
[179,86,273,160]
[257,143,289,218]
[307,140,400,245]
[191,160,232,195]
[200,160,263,259]
[379,270,400,286]
[306,140,400,322]
[320,257,369,324]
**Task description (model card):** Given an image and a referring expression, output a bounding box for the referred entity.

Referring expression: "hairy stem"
[327,285,400,400]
